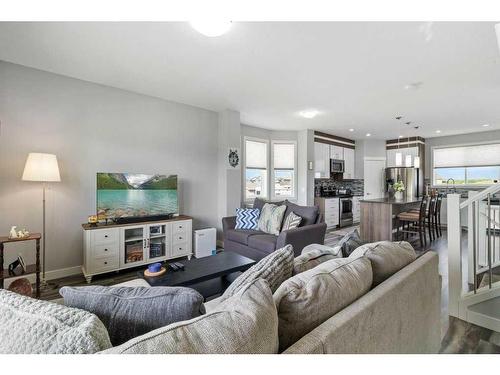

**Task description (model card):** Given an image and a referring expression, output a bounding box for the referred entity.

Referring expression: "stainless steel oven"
[339,197,353,227]
[330,159,345,174]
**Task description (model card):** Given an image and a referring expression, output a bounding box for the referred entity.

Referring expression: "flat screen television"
[97,173,178,222]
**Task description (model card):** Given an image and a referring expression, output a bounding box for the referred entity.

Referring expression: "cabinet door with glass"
[120,225,147,268]
[146,223,171,261]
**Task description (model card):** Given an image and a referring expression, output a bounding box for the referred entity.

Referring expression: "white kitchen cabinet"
[386,147,418,168]
[330,145,344,160]
[315,197,340,229]
[352,196,361,223]
[343,147,355,179]
[314,142,330,178]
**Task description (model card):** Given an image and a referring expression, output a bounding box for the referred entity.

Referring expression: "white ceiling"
[1,22,500,140]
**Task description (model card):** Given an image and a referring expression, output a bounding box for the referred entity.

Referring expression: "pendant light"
[395,136,403,166]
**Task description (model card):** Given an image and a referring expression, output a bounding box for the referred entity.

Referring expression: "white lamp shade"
[405,154,412,167]
[414,156,421,169]
[395,152,403,166]
[22,153,61,182]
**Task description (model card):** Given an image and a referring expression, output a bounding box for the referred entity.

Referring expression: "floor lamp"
[22,153,61,285]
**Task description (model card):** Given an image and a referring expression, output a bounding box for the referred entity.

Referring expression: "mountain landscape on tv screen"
[97,173,178,219]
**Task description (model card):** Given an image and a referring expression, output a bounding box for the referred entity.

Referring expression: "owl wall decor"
[227,148,240,169]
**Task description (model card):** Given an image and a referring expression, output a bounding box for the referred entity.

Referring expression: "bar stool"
[396,196,428,249]
[434,195,443,237]
[410,195,437,242]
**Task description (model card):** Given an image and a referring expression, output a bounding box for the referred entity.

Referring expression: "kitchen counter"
[360,196,422,242]
[360,197,422,205]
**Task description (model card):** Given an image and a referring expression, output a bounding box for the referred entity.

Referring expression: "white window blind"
[273,143,295,169]
[246,140,267,168]
[434,144,500,168]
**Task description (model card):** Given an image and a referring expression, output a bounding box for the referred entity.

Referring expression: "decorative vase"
[395,191,403,201]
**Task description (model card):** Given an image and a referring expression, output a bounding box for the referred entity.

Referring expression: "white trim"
[271,139,298,200]
[3,265,82,289]
[386,139,425,146]
[363,156,387,161]
[243,136,270,203]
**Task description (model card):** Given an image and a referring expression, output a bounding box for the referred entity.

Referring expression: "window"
[432,143,500,186]
[244,138,268,200]
[272,141,296,198]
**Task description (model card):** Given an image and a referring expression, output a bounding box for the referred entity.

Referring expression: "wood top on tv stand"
[81,215,193,230]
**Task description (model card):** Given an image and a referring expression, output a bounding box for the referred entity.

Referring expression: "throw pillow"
[101,279,279,354]
[258,203,287,235]
[293,245,342,275]
[235,208,260,230]
[60,286,205,346]
[0,289,111,354]
[281,211,302,231]
[219,244,294,302]
[338,228,366,257]
[348,240,417,286]
[274,256,373,352]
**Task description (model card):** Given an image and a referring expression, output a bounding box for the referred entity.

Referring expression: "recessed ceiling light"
[404,82,423,90]
[190,20,232,37]
[399,135,404,138]
[483,124,490,127]
[349,128,354,132]
[366,133,371,137]
[436,130,441,134]
[299,109,320,119]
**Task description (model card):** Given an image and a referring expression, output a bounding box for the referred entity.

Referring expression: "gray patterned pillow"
[258,203,287,235]
[219,245,294,302]
[282,212,302,231]
[0,289,111,354]
[60,285,206,346]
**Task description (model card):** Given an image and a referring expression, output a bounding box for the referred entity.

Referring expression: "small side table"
[0,233,41,298]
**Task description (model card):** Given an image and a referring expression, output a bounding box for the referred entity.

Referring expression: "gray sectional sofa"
[0,242,441,354]
[223,198,327,260]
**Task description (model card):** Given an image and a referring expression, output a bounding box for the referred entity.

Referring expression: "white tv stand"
[82,215,193,283]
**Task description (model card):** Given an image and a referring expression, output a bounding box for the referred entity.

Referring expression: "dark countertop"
[359,197,422,205]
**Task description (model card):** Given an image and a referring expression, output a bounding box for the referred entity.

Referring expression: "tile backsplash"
[315,179,364,196]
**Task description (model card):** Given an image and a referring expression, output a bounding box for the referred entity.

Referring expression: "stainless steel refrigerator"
[385,167,420,199]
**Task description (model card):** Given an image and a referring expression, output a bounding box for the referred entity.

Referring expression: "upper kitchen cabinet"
[343,147,355,179]
[314,131,356,179]
[330,145,344,160]
[314,141,330,178]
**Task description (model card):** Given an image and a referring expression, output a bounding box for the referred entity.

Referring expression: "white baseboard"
[4,265,82,289]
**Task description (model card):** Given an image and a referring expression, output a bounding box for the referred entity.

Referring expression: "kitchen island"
[359,197,422,242]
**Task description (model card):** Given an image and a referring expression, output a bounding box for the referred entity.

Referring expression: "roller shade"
[434,144,500,168]
[273,143,295,169]
[245,140,267,169]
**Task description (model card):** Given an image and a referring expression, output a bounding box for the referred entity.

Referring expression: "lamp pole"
[42,182,47,285]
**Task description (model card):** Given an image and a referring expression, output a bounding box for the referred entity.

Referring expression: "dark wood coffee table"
[138,251,256,299]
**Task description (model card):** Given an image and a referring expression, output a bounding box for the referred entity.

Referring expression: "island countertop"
[359,197,422,205]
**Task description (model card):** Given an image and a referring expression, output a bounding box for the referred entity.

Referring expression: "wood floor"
[30,228,500,353]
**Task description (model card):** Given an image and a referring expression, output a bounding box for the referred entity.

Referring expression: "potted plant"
[393,181,405,201]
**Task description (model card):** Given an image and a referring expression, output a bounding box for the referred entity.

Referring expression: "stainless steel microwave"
[330,159,345,173]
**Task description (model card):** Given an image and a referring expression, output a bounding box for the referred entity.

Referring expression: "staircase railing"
[448,183,500,319]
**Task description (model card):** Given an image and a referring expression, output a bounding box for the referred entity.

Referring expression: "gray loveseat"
[222,198,327,260]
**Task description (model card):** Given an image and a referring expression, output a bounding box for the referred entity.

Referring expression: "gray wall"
[425,130,500,179]
[0,61,219,274]
[354,139,387,179]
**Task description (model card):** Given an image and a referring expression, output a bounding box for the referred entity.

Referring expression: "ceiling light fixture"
[436,130,441,134]
[366,133,371,137]
[190,20,232,37]
[299,109,320,119]
[349,128,354,132]
[483,124,490,127]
